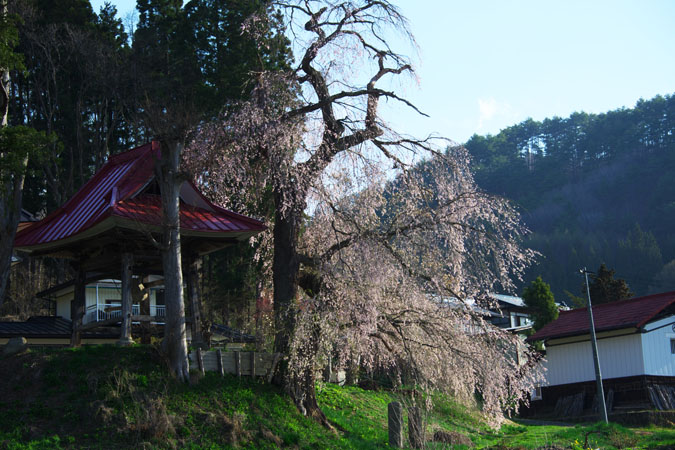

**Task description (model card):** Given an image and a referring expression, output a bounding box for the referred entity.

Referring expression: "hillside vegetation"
[465,94,675,300]
[1,345,674,449]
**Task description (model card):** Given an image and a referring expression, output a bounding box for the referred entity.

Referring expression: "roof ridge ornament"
[110,187,118,208]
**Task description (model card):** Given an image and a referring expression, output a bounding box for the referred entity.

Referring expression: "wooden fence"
[189,349,282,381]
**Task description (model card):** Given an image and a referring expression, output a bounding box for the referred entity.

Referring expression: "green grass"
[1,346,674,449]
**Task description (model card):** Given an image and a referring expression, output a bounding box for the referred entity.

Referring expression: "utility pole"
[581,267,609,423]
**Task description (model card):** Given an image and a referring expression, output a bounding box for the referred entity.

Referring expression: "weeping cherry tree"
[184,0,541,424]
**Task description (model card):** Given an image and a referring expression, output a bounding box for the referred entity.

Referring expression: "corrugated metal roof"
[0,316,119,339]
[0,316,72,337]
[527,291,675,342]
[489,293,525,308]
[114,194,256,233]
[15,142,265,250]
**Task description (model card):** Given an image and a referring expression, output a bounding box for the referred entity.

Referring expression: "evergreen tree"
[585,263,633,305]
[0,4,54,307]
[648,259,675,294]
[522,276,558,330]
[615,223,662,294]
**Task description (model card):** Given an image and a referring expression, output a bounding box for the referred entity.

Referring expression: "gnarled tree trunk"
[272,195,301,359]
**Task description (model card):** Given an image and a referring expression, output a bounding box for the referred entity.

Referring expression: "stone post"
[408,406,424,449]
[388,401,403,448]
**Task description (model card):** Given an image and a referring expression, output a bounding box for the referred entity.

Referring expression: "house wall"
[641,315,675,376]
[543,331,644,386]
[55,292,71,318]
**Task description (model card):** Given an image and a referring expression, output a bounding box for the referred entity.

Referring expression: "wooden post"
[251,351,256,377]
[388,402,403,448]
[117,253,134,346]
[186,254,205,348]
[235,351,241,378]
[196,347,205,376]
[136,277,151,345]
[408,406,423,449]
[216,348,224,376]
[70,263,86,347]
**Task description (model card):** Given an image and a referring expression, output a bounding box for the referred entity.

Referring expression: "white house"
[487,293,534,331]
[526,291,675,413]
[40,278,166,326]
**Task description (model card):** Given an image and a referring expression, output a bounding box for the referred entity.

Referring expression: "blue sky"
[92,0,675,143]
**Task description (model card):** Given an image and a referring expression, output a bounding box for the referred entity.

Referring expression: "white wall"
[641,316,675,376]
[543,333,644,386]
[56,293,71,319]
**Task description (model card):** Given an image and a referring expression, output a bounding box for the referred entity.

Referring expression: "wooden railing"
[84,304,166,324]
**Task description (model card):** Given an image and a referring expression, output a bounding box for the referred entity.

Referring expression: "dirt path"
[514,418,577,427]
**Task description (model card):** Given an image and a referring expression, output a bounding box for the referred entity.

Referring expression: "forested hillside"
[465,94,675,301]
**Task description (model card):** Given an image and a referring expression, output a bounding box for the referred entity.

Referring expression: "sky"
[91,0,675,143]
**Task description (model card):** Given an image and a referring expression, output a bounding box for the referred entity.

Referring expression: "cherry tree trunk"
[272,202,300,359]
[159,139,189,382]
[292,318,331,427]
[272,193,329,424]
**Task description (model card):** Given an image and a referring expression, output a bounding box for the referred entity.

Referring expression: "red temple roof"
[528,291,675,342]
[15,142,265,252]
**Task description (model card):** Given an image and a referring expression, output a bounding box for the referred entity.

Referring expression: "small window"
[155,289,165,306]
[671,339,675,354]
[531,386,542,401]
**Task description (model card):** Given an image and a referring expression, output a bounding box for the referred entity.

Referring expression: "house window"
[531,386,542,401]
[671,339,675,355]
[155,289,165,306]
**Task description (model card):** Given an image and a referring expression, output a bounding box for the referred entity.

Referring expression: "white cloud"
[476,97,517,134]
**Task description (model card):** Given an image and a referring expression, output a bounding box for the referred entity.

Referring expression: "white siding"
[543,333,644,386]
[641,316,675,376]
[56,294,71,319]
[87,286,122,309]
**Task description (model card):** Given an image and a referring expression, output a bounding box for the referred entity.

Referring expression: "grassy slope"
[0,346,673,449]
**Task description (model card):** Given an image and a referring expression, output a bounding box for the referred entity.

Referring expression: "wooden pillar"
[216,348,224,376]
[235,351,241,378]
[196,347,205,375]
[117,253,134,346]
[136,277,151,345]
[70,263,86,347]
[187,254,205,348]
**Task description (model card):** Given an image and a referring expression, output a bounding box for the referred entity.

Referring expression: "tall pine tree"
[522,276,558,330]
